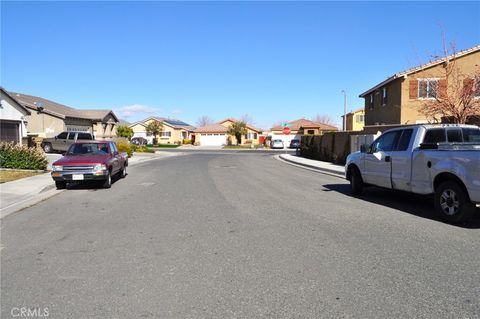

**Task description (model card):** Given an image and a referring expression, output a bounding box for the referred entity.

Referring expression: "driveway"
[1,153,479,318]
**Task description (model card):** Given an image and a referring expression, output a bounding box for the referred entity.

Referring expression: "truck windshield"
[67,143,109,155]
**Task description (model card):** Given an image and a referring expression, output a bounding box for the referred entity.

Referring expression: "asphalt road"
[1,153,479,318]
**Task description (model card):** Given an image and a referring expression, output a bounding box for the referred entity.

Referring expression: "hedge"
[0,142,48,170]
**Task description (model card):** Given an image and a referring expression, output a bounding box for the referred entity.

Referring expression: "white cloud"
[115,104,160,118]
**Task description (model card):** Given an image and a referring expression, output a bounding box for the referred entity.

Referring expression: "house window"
[355,114,364,123]
[369,94,374,110]
[160,131,171,137]
[246,133,257,140]
[307,130,315,134]
[382,87,388,105]
[418,79,438,99]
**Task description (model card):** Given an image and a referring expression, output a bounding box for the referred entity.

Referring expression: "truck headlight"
[93,164,107,171]
[52,165,63,171]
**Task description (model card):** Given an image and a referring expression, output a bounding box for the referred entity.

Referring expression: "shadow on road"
[65,174,124,191]
[323,183,480,229]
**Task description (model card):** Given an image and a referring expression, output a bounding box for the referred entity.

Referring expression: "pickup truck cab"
[51,140,128,189]
[42,131,94,153]
[346,124,480,223]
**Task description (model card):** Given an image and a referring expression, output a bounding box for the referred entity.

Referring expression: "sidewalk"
[0,151,178,219]
[276,154,345,178]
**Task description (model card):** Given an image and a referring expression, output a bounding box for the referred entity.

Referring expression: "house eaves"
[359,44,480,98]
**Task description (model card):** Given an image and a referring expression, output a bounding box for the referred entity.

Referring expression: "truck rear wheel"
[349,166,363,195]
[43,143,52,153]
[434,181,475,223]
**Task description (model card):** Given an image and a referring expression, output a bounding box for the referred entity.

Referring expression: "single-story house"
[193,118,263,146]
[129,116,195,144]
[0,87,31,144]
[270,118,337,144]
[9,91,119,139]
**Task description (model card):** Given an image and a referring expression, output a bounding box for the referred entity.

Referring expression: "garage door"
[200,134,227,146]
[0,121,19,143]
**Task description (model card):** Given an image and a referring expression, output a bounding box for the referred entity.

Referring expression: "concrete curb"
[275,154,345,179]
[0,152,182,219]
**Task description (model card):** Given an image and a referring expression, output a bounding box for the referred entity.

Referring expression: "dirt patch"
[0,170,43,183]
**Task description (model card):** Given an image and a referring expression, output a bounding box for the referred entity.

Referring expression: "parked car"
[42,131,94,153]
[51,141,128,189]
[289,139,300,148]
[345,124,480,223]
[131,137,148,146]
[271,139,284,149]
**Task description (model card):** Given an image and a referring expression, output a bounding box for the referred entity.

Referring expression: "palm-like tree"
[227,121,247,145]
[145,120,163,145]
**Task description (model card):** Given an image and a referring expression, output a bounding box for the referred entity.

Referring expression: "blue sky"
[1,1,479,129]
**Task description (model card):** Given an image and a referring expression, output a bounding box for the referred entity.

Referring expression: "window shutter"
[463,78,474,92]
[438,79,447,98]
[409,80,418,99]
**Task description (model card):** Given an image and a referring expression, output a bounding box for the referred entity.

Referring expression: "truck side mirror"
[360,144,369,153]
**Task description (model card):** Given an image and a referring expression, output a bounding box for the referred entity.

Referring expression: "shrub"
[0,142,48,170]
[182,139,192,144]
[116,140,133,158]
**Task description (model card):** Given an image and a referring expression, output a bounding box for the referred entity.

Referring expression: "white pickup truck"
[346,124,480,223]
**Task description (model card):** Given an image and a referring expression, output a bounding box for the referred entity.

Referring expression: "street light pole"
[341,90,347,131]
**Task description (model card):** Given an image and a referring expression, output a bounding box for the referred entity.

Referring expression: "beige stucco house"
[193,118,263,146]
[359,45,480,128]
[341,108,365,131]
[270,118,337,145]
[129,116,195,144]
[0,87,31,144]
[9,91,119,139]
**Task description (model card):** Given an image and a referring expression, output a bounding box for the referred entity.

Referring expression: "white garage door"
[200,134,227,146]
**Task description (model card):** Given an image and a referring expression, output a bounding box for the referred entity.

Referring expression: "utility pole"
[341,90,347,131]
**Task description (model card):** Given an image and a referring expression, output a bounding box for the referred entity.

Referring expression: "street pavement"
[1,153,479,318]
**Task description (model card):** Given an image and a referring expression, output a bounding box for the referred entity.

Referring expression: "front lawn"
[147,144,180,148]
[0,170,43,183]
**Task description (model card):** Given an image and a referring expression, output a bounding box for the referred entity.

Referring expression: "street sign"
[283,127,291,135]
[281,123,292,127]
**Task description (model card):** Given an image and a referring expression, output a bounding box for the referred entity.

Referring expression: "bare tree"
[240,114,254,125]
[312,114,335,125]
[418,37,480,124]
[196,115,214,127]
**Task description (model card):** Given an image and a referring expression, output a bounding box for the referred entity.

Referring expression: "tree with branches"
[196,115,214,127]
[312,114,336,126]
[418,39,480,124]
[116,125,134,140]
[227,121,247,145]
[145,120,163,145]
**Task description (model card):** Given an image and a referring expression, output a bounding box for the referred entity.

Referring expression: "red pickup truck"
[51,140,128,189]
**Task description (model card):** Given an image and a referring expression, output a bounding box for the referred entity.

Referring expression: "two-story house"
[359,45,480,128]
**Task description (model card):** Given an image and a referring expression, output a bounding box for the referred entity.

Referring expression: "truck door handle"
[385,156,391,162]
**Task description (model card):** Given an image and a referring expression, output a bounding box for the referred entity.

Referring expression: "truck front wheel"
[102,172,112,189]
[349,166,363,195]
[434,181,475,223]
[55,181,66,189]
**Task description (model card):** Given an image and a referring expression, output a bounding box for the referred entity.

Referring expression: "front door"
[362,130,402,189]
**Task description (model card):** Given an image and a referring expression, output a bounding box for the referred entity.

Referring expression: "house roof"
[130,116,195,131]
[342,108,365,117]
[0,87,31,115]
[193,123,228,133]
[10,91,118,122]
[359,44,480,97]
[218,118,263,133]
[271,118,337,131]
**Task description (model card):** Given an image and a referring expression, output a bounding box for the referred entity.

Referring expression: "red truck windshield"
[67,143,109,155]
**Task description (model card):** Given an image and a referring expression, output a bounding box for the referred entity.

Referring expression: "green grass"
[147,144,180,148]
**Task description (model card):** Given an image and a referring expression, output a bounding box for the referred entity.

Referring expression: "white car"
[271,139,284,149]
